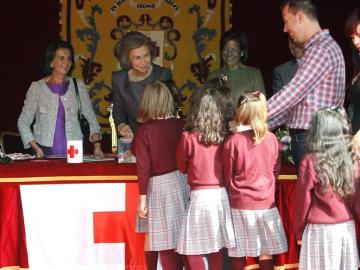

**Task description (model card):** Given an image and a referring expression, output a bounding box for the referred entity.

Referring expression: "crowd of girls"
[128,6,360,269]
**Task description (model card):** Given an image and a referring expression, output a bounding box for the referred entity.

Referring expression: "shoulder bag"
[73,78,90,137]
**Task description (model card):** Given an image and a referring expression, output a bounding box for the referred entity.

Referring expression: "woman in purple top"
[18,41,103,157]
[43,81,69,156]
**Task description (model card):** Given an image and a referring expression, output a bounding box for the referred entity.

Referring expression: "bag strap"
[73,78,83,114]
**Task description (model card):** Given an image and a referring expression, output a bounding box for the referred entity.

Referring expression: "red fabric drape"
[0,160,300,269]
[275,181,299,269]
[0,186,28,269]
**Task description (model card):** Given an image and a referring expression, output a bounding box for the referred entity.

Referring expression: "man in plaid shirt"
[267,0,345,171]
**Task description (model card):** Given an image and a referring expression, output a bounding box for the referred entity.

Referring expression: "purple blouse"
[41,81,69,156]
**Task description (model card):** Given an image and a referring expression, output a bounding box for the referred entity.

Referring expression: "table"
[0,159,298,270]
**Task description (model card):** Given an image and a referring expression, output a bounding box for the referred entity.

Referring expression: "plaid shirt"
[268,30,345,130]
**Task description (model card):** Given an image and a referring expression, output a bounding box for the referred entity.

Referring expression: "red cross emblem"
[93,183,146,268]
[67,145,78,158]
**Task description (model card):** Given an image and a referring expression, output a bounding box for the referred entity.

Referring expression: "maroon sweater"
[222,130,281,210]
[131,118,183,195]
[176,131,223,190]
[295,154,354,240]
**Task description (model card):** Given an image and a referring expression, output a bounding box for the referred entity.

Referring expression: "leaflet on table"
[83,155,117,162]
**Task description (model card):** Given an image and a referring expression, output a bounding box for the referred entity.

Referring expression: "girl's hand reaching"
[138,195,148,218]
[118,124,134,139]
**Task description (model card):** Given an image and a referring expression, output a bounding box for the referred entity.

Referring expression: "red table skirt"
[0,186,28,269]
[0,160,299,270]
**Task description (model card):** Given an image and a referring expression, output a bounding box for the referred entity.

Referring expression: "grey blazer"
[112,64,172,132]
[272,59,299,94]
[17,78,101,148]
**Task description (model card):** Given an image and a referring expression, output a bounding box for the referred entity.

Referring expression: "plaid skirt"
[142,170,190,251]
[299,220,359,270]
[177,187,235,255]
[228,207,288,257]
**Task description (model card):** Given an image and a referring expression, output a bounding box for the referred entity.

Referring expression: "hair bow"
[251,91,260,97]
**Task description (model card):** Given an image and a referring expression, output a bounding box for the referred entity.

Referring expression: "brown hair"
[137,81,175,123]
[220,29,249,63]
[235,91,267,144]
[185,86,228,145]
[205,78,235,123]
[41,40,75,76]
[162,79,185,118]
[117,31,156,69]
[281,0,319,22]
[345,9,360,76]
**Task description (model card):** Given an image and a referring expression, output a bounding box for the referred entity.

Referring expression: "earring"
[50,63,53,68]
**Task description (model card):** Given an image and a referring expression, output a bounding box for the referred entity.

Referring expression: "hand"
[297,240,302,245]
[118,124,133,139]
[93,144,104,157]
[35,148,44,158]
[228,120,236,128]
[30,140,44,158]
[352,130,360,158]
[90,133,104,157]
[138,195,148,219]
[228,120,237,133]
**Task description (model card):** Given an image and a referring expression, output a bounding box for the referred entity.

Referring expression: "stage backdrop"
[60,0,231,133]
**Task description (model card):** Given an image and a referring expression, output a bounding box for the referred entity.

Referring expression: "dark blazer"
[272,59,299,94]
[112,64,172,132]
[350,75,360,133]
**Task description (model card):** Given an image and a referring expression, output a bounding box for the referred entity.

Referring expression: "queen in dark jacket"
[112,31,172,139]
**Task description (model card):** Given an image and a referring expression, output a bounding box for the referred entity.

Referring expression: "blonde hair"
[137,81,174,123]
[235,91,267,144]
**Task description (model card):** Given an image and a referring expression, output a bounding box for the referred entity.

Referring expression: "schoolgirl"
[176,85,235,270]
[295,106,358,269]
[222,91,288,270]
[132,81,189,270]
